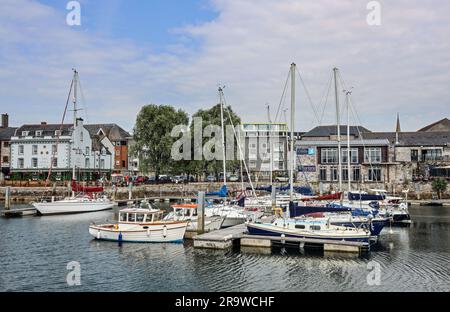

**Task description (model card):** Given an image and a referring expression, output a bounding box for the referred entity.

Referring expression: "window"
[128,214,136,222]
[411,149,419,161]
[364,147,382,163]
[52,145,57,154]
[80,131,83,142]
[136,214,145,222]
[331,167,339,181]
[85,158,90,168]
[32,145,38,155]
[55,130,61,136]
[321,148,338,164]
[319,167,327,181]
[3,141,10,148]
[86,147,90,155]
[422,149,442,161]
[100,159,105,169]
[101,148,106,156]
[145,214,153,222]
[115,160,120,166]
[310,225,321,231]
[36,130,42,137]
[3,156,9,163]
[295,224,305,229]
[120,213,127,222]
[352,166,361,181]
[31,158,38,168]
[22,131,29,136]
[368,168,382,181]
[342,167,349,181]
[18,145,24,155]
[18,158,24,169]
[122,160,126,168]
[52,158,58,167]
[342,148,358,164]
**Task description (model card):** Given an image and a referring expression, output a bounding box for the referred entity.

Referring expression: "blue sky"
[1,0,449,133]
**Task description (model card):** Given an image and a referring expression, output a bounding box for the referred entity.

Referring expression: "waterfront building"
[240,122,290,181]
[0,114,17,181]
[9,118,114,181]
[296,125,391,191]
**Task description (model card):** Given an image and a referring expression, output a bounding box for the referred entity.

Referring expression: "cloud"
[1,0,449,133]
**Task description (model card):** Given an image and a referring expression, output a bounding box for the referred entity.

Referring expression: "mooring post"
[128,182,133,200]
[5,186,11,210]
[52,183,56,195]
[197,191,205,234]
[67,181,72,197]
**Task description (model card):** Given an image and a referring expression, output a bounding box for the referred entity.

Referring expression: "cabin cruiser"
[33,193,114,215]
[89,208,188,243]
[246,217,371,244]
[165,204,225,232]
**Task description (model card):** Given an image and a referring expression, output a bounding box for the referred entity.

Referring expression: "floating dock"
[1,208,37,218]
[193,223,370,253]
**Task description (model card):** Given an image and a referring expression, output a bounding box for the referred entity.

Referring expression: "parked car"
[134,176,146,184]
[228,174,240,182]
[171,175,184,184]
[206,175,217,182]
[145,176,157,184]
[274,176,289,182]
[158,175,172,184]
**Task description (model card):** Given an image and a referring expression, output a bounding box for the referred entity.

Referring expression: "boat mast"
[218,87,227,186]
[266,104,273,187]
[289,63,296,205]
[345,89,352,192]
[72,69,78,182]
[333,68,343,203]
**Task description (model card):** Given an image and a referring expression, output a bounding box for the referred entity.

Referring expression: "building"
[240,122,289,180]
[9,118,113,181]
[0,114,17,180]
[84,124,132,174]
[296,125,391,191]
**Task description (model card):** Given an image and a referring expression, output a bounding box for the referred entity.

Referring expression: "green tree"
[190,104,241,180]
[132,104,188,179]
[432,178,448,199]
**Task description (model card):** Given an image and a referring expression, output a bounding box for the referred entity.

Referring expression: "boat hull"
[89,222,187,243]
[331,218,388,236]
[33,201,114,215]
[246,223,370,243]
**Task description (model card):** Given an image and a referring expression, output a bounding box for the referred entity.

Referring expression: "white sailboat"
[32,69,114,215]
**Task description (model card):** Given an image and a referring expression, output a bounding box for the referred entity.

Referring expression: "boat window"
[145,214,153,222]
[310,225,321,231]
[128,213,136,222]
[192,209,198,216]
[175,209,183,217]
[136,214,145,222]
[295,224,305,229]
[120,213,127,222]
[153,213,161,221]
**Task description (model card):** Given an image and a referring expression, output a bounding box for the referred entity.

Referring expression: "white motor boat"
[33,194,114,215]
[165,204,225,232]
[205,204,263,228]
[89,208,188,243]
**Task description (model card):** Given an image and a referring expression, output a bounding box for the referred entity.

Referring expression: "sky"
[1,0,449,133]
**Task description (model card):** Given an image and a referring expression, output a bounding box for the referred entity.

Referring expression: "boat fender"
[118,232,123,243]
[163,225,168,238]
[147,228,150,237]
[114,224,119,230]
[97,230,101,239]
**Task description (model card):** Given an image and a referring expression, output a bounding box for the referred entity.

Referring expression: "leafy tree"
[432,178,448,199]
[189,103,241,180]
[132,104,188,179]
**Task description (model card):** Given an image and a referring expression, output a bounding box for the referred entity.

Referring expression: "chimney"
[1,113,8,128]
[41,121,47,125]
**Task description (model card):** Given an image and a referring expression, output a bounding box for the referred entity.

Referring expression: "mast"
[72,69,78,182]
[345,89,352,192]
[289,63,296,205]
[333,68,343,202]
[218,87,227,186]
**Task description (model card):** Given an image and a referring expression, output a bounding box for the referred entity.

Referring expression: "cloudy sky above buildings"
[1,0,449,133]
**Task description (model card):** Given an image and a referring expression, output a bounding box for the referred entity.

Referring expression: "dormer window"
[22,131,29,136]
[55,130,62,136]
[36,130,42,137]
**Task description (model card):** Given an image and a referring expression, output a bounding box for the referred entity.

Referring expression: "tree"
[132,104,188,179]
[432,178,448,199]
[189,103,241,180]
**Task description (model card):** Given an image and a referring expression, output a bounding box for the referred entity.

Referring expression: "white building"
[10,118,113,180]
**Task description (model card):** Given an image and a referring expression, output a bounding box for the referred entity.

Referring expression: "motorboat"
[89,208,188,243]
[165,204,225,232]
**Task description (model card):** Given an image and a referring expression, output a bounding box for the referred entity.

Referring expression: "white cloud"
[0,0,449,133]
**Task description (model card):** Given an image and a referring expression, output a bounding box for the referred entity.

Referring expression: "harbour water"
[0,204,449,292]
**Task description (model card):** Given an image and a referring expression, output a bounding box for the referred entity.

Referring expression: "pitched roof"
[302,125,371,137]
[14,124,73,137]
[418,118,450,132]
[362,131,450,146]
[0,127,17,140]
[84,124,131,141]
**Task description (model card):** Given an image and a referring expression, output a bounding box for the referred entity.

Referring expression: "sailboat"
[32,69,114,215]
[246,64,371,244]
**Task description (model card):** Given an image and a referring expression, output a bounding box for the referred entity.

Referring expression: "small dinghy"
[89,208,188,243]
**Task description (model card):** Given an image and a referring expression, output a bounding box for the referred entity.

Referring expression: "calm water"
[0,204,449,292]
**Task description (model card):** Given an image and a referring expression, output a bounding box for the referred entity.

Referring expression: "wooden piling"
[197,191,205,234]
[5,186,11,210]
